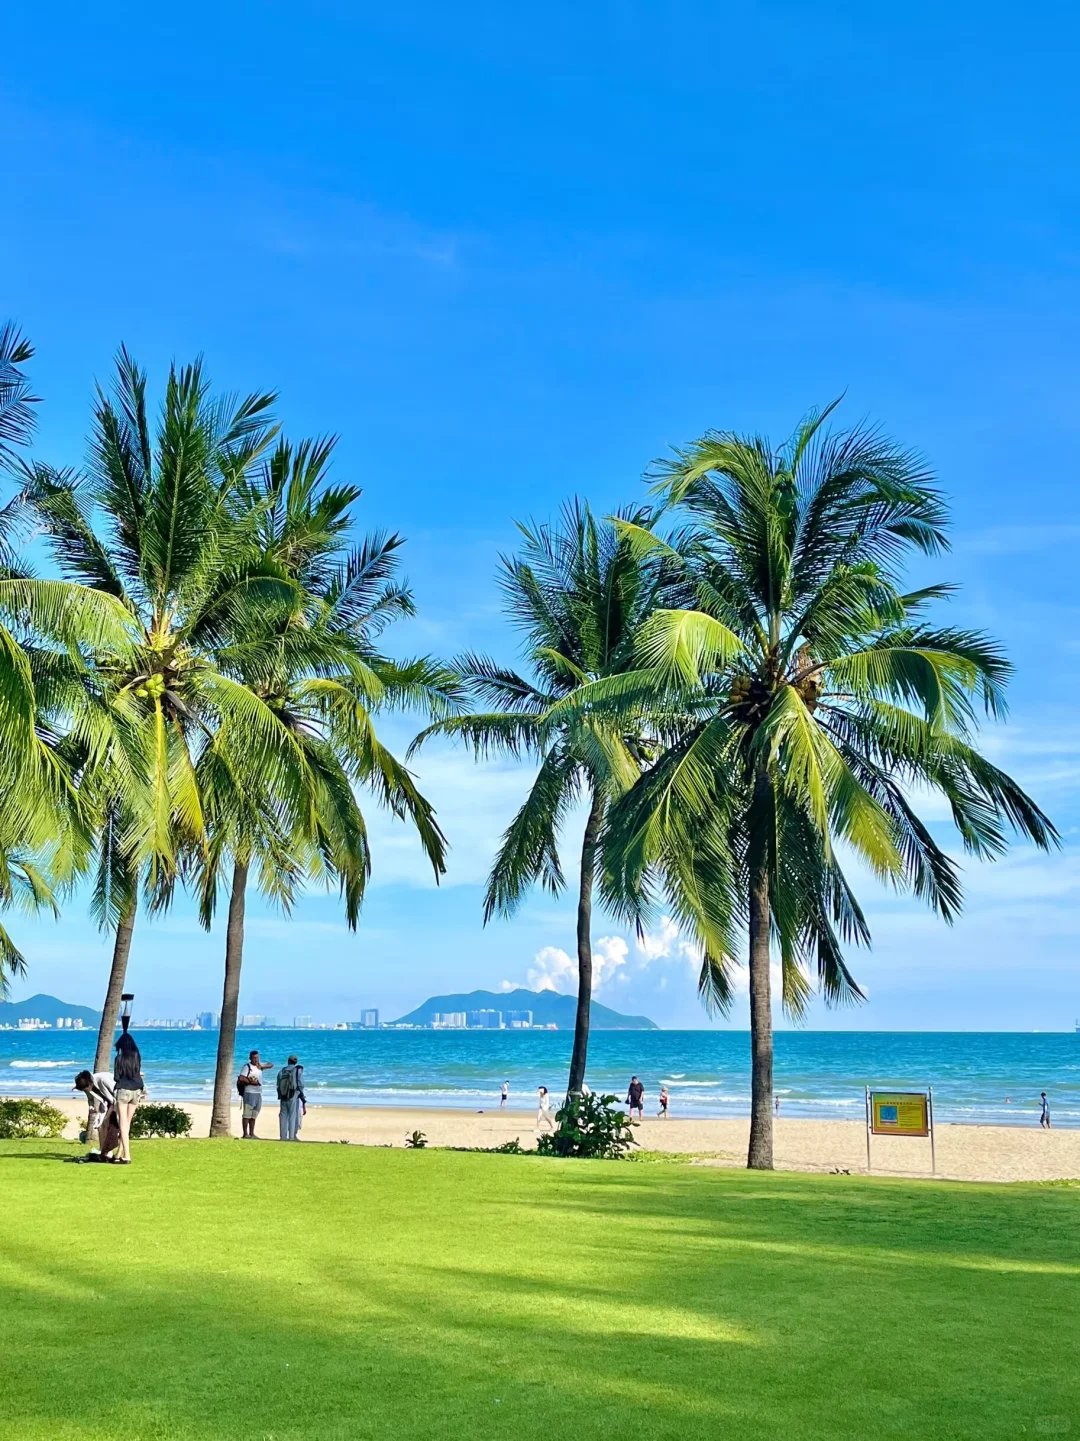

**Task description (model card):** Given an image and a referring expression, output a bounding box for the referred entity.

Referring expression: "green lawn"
[1,1140,1077,1440]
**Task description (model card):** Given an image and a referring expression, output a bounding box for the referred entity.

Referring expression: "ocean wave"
[7,1060,80,1069]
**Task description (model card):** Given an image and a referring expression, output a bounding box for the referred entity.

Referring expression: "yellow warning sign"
[870,1091,930,1137]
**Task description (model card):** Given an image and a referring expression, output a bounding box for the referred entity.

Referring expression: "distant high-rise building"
[294,1016,314,1029]
[504,1009,533,1028]
[240,1014,267,1028]
[361,1009,379,1029]
[467,1009,502,1029]
[433,1012,467,1028]
[196,1011,219,1029]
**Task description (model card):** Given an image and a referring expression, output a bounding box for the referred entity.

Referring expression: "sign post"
[865,1087,935,1174]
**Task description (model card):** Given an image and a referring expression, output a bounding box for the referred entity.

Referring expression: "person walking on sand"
[238,1049,274,1139]
[657,1086,669,1118]
[277,1055,307,1141]
[1040,1091,1051,1129]
[626,1075,645,1121]
[500,1080,509,1109]
[536,1086,555,1133]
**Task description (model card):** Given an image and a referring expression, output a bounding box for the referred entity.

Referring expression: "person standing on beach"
[536,1086,555,1133]
[238,1049,274,1139]
[277,1055,307,1141]
[112,1029,145,1165]
[500,1081,509,1109]
[626,1076,645,1120]
[1040,1091,1051,1129]
[657,1086,669,1118]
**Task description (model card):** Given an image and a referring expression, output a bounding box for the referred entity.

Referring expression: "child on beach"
[658,1086,669,1117]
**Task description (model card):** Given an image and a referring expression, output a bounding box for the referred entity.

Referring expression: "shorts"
[242,1089,263,1120]
[115,1088,145,1106]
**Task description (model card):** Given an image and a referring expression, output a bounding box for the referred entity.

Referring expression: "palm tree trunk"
[746,851,774,1169]
[567,790,603,1097]
[209,859,249,1138]
[87,897,137,1149]
[92,898,137,1072]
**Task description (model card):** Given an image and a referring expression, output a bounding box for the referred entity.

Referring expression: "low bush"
[130,1103,192,1139]
[447,1137,527,1155]
[536,1092,637,1160]
[0,1098,67,1139]
[405,1130,428,1149]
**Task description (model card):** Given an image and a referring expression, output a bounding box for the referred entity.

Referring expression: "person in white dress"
[536,1086,556,1133]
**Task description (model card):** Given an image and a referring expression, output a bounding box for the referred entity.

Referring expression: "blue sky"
[2,2,1078,1029]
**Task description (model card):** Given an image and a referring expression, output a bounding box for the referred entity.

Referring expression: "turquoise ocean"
[2,1028,1078,1127]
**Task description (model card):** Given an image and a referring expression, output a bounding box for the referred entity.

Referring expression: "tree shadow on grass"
[0,1149,74,1162]
[518,1163,1080,1272]
[1,1148,1079,1441]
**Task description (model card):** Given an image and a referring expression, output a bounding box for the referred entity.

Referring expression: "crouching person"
[74,1069,119,1160]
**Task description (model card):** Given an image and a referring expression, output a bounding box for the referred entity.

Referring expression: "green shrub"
[130,1103,192,1139]
[536,1092,637,1160]
[0,1098,67,1139]
[405,1130,428,1149]
[447,1138,527,1155]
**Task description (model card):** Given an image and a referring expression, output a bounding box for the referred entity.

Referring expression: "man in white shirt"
[239,1050,274,1139]
[74,1069,117,1157]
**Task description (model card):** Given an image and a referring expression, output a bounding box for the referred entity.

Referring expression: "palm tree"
[199,438,455,1136]
[0,324,37,464]
[28,349,307,1068]
[591,404,1056,1168]
[0,327,135,994]
[414,501,671,1095]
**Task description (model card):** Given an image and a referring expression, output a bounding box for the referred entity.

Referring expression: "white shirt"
[85,1072,115,1113]
[538,1092,551,1112]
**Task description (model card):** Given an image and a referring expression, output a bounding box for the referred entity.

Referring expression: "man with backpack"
[277,1054,307,1141]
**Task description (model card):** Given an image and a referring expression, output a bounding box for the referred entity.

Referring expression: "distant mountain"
[0,993,100,1026]
[391,987,658,1030]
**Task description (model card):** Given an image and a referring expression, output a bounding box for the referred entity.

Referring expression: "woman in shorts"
[113,1029,146,1164]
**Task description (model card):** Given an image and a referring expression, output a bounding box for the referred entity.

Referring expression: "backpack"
[236,1070,251,1096]
[277,1065,299,1102]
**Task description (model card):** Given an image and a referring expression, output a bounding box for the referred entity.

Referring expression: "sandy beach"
[44,1096,1080,1183]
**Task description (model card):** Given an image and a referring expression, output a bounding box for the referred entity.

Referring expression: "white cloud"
[526,946,575,992]
[634,916,701,968]
[513,918,702,996]
[595,936,631,984]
